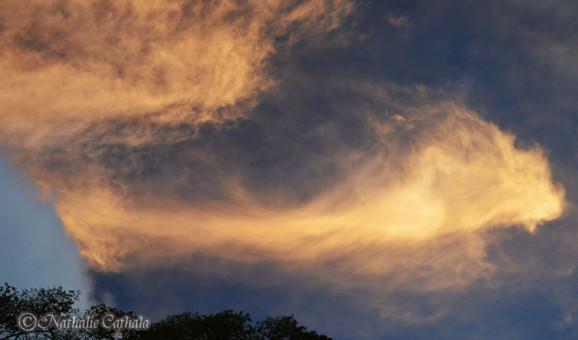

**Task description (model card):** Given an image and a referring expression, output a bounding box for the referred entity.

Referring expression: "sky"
[0,0,577,339]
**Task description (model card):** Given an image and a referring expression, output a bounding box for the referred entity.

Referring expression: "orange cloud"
[0,0,352,140]
[0,0,566,323]
[49,102,564,289]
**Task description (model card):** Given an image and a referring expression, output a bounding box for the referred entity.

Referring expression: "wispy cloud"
[386,13,411,28]
[0,0,572,334]
[0,0,352,138]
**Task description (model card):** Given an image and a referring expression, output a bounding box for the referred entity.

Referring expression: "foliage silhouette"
[1,283,332,340]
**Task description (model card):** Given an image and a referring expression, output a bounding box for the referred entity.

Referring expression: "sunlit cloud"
[38,97,565,290]
[0,0,352,140]
[0,0,568,327]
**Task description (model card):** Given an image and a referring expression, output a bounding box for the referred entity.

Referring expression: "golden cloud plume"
[0,0,566,321]
[50,102,564,277]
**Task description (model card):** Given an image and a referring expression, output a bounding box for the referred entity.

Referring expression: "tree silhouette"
[0,283,143,340]
[127,310,254,340]
[0,283,332,340]
[256,315,331,340]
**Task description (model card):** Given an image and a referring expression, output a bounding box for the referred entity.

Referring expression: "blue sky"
[0,154,92,309]
[1,0,577,339]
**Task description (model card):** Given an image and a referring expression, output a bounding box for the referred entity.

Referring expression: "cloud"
[386,14,410,28]
[0,0,353,141]
[0,0,569,328]
[14,83,564,294]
